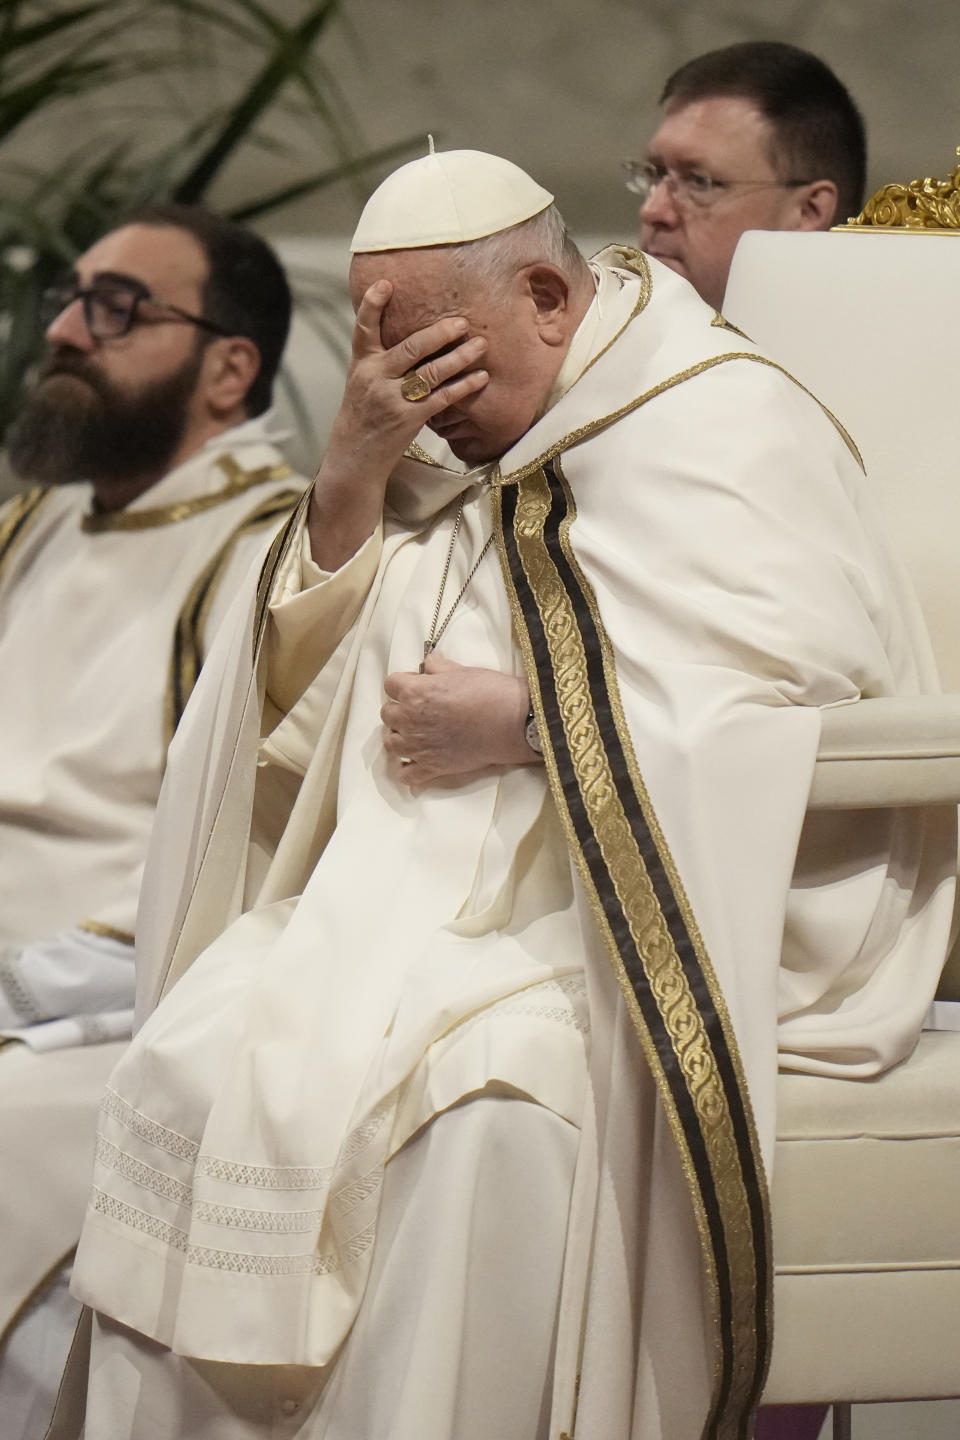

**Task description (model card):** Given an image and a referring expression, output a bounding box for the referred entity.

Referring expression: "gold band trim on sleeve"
[81,456,294,533]
[252,486,313,655]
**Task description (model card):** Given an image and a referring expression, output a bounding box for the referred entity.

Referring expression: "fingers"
[421,370,490,420]
[383,732,422,784]
[383,316,471,379]
[381,726,408,757]
[380,699,404,730]
[382,673,431,777]
[383,669,421,702]
[405,335,487,394]
[351,280,394,360]
[388,331,489,418]
[421,652,460,675]
[337,310,488,469]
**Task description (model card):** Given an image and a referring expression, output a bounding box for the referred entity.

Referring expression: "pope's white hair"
[450,204,588,297]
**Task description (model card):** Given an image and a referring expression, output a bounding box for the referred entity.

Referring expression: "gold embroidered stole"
[81,456,293,533]
[166,486,303,743]
[494,458,772,1440]
[0,487,52,586]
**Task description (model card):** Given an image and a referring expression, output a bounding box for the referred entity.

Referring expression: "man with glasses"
[631,46,867,1440]
[628,41,866,312]
[0,205,305,1437]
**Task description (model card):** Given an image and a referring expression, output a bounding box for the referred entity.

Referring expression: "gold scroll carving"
[835,148,960,231]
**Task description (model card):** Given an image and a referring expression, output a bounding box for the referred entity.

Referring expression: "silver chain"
[420,495,494,670]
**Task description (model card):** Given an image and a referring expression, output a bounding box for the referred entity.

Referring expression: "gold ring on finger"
[400,371,431,402]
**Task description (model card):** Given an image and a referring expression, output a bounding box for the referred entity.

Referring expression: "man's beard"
[6,344,206,493]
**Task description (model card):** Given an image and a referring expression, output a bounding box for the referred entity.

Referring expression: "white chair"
[724,226,960,1438]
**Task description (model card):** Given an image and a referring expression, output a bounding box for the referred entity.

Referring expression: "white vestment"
[0,414,305,1426]
[64,253,955,1440]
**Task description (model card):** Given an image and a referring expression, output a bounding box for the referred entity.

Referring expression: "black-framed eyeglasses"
[621,159,812,210]
[40,279,232,341]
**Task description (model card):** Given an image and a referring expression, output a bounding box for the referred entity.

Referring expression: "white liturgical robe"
[0,414,305,1423]
[64,253,955,1440]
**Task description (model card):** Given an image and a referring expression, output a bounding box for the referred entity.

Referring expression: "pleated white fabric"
[81,1098,580,1440]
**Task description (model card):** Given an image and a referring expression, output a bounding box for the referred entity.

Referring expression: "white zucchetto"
[350,147,554,253]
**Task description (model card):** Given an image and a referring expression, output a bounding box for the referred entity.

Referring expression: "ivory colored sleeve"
[264,516,384,717]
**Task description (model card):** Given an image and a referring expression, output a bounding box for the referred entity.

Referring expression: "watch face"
[525,713,543,755]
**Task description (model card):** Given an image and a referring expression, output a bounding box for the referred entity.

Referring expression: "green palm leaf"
[0,0,421,450]
[229,134,429,223]
[173,0,343,203]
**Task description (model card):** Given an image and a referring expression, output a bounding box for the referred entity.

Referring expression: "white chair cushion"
[765,1031,960,1402]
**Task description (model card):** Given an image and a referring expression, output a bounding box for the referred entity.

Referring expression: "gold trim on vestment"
[749,355,864,469]
[712,313,753,341]
[496,350,863,487]
[78,920,135,946]
[0,486,52,586]
[80,456,293,533]
[404,440,445,467]
[553,459,770,1432]
[575,247,652,385]
[253,486,313,655]
[492,463,772,1438]
[164,486,303,745]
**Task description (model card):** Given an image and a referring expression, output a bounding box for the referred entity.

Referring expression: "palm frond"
[0,2,108,60]
[0,0,422,445]
[229,134,429,223]
[173,0,343,203]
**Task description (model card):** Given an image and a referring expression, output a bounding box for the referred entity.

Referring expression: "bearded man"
[0,205,305,1437]
[629,41,866,312]
[58,152,953,1440]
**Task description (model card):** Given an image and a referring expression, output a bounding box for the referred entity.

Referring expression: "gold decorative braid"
[575,247,652,384]
[253,486,313,654]
[0,486,52,585]
[599,243,651,286]
[79,920,135,946]
[493,464,771,1438]
[712,312,753,341]
[497,350,863,486]
[164,486,303,744]
[405,440,445,467]
[81,456,293,533]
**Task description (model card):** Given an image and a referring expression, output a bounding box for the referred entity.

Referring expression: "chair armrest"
[809,695,960,809]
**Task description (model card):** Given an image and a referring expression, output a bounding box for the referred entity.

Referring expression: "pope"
[55,149,955,1440]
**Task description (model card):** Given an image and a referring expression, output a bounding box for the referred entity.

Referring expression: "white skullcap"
[350,146,554,253]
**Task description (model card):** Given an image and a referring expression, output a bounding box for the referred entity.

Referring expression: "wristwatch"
[524,707,543,756]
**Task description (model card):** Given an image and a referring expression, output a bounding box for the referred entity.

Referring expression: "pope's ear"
[526,264,572,345]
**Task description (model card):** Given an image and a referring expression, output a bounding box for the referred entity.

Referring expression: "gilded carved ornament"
[833,149,960,232]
